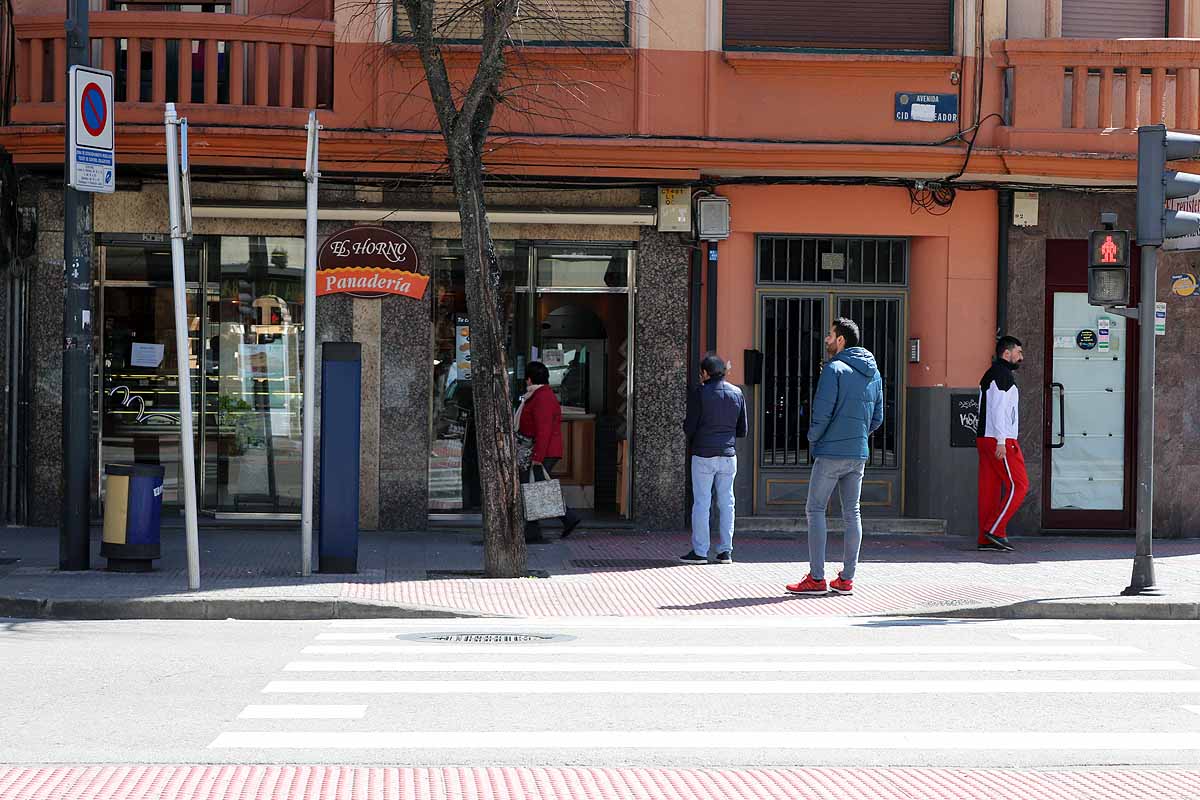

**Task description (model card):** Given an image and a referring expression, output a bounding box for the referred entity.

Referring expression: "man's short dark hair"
[996,335,1023,359]
[832,317,860,348]
[700,354,725,379]
[526,361,550,385]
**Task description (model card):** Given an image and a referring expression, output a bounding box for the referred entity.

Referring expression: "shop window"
[757,236,907,286]
[536,245,628,289]
[104,242,200,283]
[724,0,952,53]
[95,236,306,515]
[429,240,633,516]
[394,0,630,46]
[429,241,523,512]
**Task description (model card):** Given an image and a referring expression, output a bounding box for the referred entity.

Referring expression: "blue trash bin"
[101,463,165,572]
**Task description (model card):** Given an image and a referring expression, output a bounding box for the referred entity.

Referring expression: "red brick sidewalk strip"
[4,766,1200,800]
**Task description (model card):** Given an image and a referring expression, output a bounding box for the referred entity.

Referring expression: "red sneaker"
[785,574,828,595]
[829,574,854,595]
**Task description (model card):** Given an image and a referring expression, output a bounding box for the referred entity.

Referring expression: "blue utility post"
[318,342,362,573]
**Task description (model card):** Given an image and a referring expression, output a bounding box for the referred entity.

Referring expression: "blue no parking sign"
[68,66,115,194]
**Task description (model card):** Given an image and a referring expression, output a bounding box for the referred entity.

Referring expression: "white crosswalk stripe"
[282,659,1191,673]
[261,678,1200,695]
[211,730,1200,751]
[212,618,1200,759]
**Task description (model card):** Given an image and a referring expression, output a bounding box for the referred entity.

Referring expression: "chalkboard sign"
[951,393,980,448]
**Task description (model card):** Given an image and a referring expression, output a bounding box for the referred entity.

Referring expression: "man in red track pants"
[976,336,1028,552]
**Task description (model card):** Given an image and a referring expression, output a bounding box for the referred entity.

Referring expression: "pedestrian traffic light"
[1088,228,1131,306]
[1136,124,1200,246]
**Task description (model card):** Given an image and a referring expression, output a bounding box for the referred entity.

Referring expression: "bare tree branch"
[398,0,462,139]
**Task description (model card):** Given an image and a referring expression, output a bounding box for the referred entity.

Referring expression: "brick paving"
[2,527,1199,618]
[3,765,1200,800]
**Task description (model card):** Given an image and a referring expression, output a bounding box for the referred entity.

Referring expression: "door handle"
[1050,382,1066,449]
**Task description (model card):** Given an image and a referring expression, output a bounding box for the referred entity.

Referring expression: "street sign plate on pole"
[1164,190,1200,251]
[68,65,115,194]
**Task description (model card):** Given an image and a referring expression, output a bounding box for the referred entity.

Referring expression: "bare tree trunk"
[449,143,525,577]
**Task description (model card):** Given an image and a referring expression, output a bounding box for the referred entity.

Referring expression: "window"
[756,236,908,286]
[1062,0,1168,39]
[724,0,953,53]
[394,1,629,46]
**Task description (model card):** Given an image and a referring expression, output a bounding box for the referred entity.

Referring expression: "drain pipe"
[685,240,702,526]
[996,190,1012,337]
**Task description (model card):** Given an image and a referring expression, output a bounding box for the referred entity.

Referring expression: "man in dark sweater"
[681,354,748,564]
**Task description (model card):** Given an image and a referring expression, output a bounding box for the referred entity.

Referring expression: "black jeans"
[521,457,580,540]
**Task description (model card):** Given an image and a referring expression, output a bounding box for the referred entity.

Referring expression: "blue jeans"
[805,457,866,581]
[690,455,737,557]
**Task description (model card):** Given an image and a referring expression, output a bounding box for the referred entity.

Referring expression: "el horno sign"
[317,226,429,299]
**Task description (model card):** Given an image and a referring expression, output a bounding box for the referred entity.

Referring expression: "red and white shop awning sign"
[317,226,428,299]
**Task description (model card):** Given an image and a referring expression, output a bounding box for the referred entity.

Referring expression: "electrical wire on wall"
[904,0,998,216]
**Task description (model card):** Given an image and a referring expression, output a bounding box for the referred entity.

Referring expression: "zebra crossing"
[209,617,1200,764]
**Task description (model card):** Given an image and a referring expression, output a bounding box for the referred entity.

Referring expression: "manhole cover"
[398,632,575,643]
[570,558,678,569]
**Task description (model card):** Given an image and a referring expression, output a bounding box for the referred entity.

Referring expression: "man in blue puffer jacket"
[786,317,883,597]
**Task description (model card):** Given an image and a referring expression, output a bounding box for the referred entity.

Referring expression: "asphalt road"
[3,616,1200,768]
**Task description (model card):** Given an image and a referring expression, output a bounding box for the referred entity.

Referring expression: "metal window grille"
[760,295,826,467]
[757,236,907,286]
[838,297,900,468]
[759,293,901,469]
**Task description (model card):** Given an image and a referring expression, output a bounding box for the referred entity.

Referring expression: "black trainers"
[678,550,708,564]
[714,552,733,564]
[983,533,1015,551]
[977,542,1007,551]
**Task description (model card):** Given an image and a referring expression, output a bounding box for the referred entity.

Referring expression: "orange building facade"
[2,0,1198,537]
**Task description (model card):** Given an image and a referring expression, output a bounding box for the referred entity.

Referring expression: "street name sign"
[894,93,958,124]
[1163,191,1200,251]
[68,66,115,194]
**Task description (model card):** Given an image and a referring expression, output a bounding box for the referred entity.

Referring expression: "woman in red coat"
[516,361,581,543]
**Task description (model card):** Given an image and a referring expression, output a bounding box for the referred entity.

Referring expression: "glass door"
[1044,290,1135,529]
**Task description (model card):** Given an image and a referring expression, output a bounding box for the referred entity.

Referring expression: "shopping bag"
[521,465,565,521]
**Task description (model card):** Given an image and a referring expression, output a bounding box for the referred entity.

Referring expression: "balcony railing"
[12,11,334,125]
[994,38,1200,154]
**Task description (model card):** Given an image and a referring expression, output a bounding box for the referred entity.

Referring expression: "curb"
[921,599,1200,621]
[0,596,502,621]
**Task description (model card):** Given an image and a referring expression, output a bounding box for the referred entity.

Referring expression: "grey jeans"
[805,457,867,581]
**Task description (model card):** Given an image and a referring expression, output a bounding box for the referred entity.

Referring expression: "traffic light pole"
[1124,244,1159,595]
[60,0,92,571]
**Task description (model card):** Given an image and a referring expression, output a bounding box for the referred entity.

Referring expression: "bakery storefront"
[12,182,691,531]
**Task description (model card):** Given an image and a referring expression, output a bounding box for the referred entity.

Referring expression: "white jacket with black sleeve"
[976,359,1019,443]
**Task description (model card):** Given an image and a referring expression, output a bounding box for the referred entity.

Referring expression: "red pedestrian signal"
[1089,229,1130,268]
[1088,228,1131,306]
